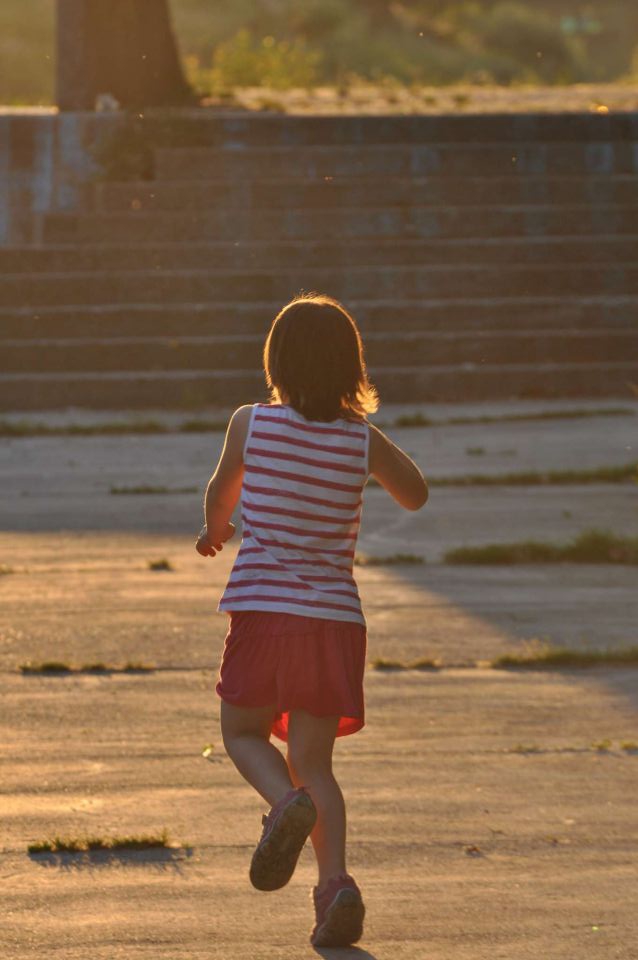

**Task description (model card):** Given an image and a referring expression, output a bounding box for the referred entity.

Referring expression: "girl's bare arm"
[367,422,428,510]
[196,404,251,556]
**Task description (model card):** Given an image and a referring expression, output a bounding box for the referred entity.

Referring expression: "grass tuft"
[390,407,634,430]
[148,558,173,571]
[0,419,167,438]
[28,828,176,854]
[491,644,638,670]
[445,529,638,565]
[0,418,228,438]
[370,658,407,671]
[355,553,424,566]
[27,839,55,853]
[20,661,72,674]
[411,658,439,671]
[447,407,635,426]
[20,661,155,675]
[432,463,637,487]
[370,656,439,671]
[393,412,434,428]
[179,419,227,433]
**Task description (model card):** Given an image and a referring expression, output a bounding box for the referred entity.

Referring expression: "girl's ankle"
[317,870,349,892]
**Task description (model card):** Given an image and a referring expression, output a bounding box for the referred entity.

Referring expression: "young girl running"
[196,293,428,948]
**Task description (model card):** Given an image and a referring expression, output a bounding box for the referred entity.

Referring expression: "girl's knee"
[221,722,270,760]
[219,700,275,743]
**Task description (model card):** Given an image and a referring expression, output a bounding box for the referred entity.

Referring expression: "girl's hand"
[195,529,221,557]
[195,522,235,558]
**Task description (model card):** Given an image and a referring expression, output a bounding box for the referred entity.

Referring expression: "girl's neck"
[276,401,362,425]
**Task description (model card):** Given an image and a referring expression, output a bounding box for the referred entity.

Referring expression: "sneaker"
[310,873,365,948]
[249,786,317,891]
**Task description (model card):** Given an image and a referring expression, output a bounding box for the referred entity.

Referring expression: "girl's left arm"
[196,404,252,557]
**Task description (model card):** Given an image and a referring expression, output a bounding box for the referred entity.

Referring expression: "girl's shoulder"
[231,404,255,424]
[225,404,255,454]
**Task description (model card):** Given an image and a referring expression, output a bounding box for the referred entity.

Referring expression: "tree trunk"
[56,0,196,111]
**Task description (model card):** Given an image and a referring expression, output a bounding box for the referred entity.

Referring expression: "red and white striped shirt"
[218,402,369,626]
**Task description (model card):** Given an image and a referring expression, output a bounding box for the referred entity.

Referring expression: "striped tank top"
[217,402,369,626]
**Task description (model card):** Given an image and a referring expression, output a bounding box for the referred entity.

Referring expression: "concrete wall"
[0,111,122,245]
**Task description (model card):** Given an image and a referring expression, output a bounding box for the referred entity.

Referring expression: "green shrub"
[209,29,322,90]
[471,2,584,83]
[3,0,638,106]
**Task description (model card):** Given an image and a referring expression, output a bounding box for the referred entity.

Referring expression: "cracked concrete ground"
[1,399,637,958]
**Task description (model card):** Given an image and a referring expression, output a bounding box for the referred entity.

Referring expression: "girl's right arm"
[367,422,428,510]
[195,404,252,557]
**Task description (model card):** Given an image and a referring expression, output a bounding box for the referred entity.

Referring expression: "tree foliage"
[3,0,638,105]
[171,0,638,88]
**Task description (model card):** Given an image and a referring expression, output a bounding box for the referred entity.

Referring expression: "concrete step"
[2,361,636,411]
[2,264,638,308]
[41,204,638,243]
[3,329,636,375]
[5,111,636,411]
[1,296,635,340]
[5,263,638,306]
[155,143,638,180]
[122,112,638,148]
[2,236,637,274]
[93,175,638,212]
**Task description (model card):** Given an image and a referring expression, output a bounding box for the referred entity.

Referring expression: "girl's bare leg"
[286,710,346,887]
[220,701,293,806]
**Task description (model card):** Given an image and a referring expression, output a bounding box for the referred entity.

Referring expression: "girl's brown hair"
[263,293,379,422]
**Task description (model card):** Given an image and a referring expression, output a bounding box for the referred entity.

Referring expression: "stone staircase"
[1,112,637,412]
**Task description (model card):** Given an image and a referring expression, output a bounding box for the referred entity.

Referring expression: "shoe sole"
[249,793,317,891]
[311,889,365,948]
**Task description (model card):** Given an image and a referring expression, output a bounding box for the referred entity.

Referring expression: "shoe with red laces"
[310,873,365,948]
[249,786,317,891]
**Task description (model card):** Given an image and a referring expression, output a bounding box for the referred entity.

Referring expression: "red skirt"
[215,610,367,743]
